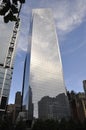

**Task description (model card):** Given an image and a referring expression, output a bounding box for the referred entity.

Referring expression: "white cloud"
[53,0,86,33]
[26,0,86,33]
[62,40,86,55]
[17,0,86,51]
[1,0,86,52]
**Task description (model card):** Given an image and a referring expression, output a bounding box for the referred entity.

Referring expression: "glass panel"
[23,9,70,120]
[29,9,70,119]
[3,89,9,96]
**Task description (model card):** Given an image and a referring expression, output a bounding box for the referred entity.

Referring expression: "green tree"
[15,120,26,130]
[0,0,25,23]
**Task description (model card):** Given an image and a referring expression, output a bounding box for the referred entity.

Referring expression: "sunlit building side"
[28,9,70,119]
[22,8,70,120]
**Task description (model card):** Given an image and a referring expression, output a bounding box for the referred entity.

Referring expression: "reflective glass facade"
[28,9,70,119]
[22,20,33,120]
[22,9,70,120]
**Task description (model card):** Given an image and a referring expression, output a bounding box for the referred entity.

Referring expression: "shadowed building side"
[38,93,70,120]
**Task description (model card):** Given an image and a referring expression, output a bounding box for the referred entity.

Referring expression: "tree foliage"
[0,116,86,130]
[0,0,25,23]
[32,118,86,130]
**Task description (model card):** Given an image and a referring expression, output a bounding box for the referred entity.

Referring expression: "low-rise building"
[67,91,86,122]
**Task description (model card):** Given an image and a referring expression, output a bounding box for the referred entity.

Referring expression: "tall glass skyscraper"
[23,8,70,120]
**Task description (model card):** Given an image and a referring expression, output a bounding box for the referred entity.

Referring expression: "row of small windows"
[0,80,11,84]
[0,83,10,89]
[0,74,12,78]
[0,88,9,96]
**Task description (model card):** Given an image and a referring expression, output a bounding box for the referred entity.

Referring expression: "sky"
[0,0,86,104]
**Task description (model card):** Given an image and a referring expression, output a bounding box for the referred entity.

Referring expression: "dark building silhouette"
[67,91,86,122]
[28,87,33,120]
[38,93,70,120]
[7,91,22,122]
[15,91,21,106]
[83,80,86,96]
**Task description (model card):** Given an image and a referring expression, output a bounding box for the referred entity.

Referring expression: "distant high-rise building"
[15,91,21,106]
[83,80,86,96]
[28,87,33,120]
[22,8,70,120]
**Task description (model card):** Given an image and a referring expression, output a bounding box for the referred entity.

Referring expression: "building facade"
[15,91,21,106]
[83,80,86,96]
[0,67,12,111]
[22,8,70,120]
[22,52,31,120]
[7,91,22,122]
[0,20,19,115]
[67,91,86,122]
[38,93,70,120]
